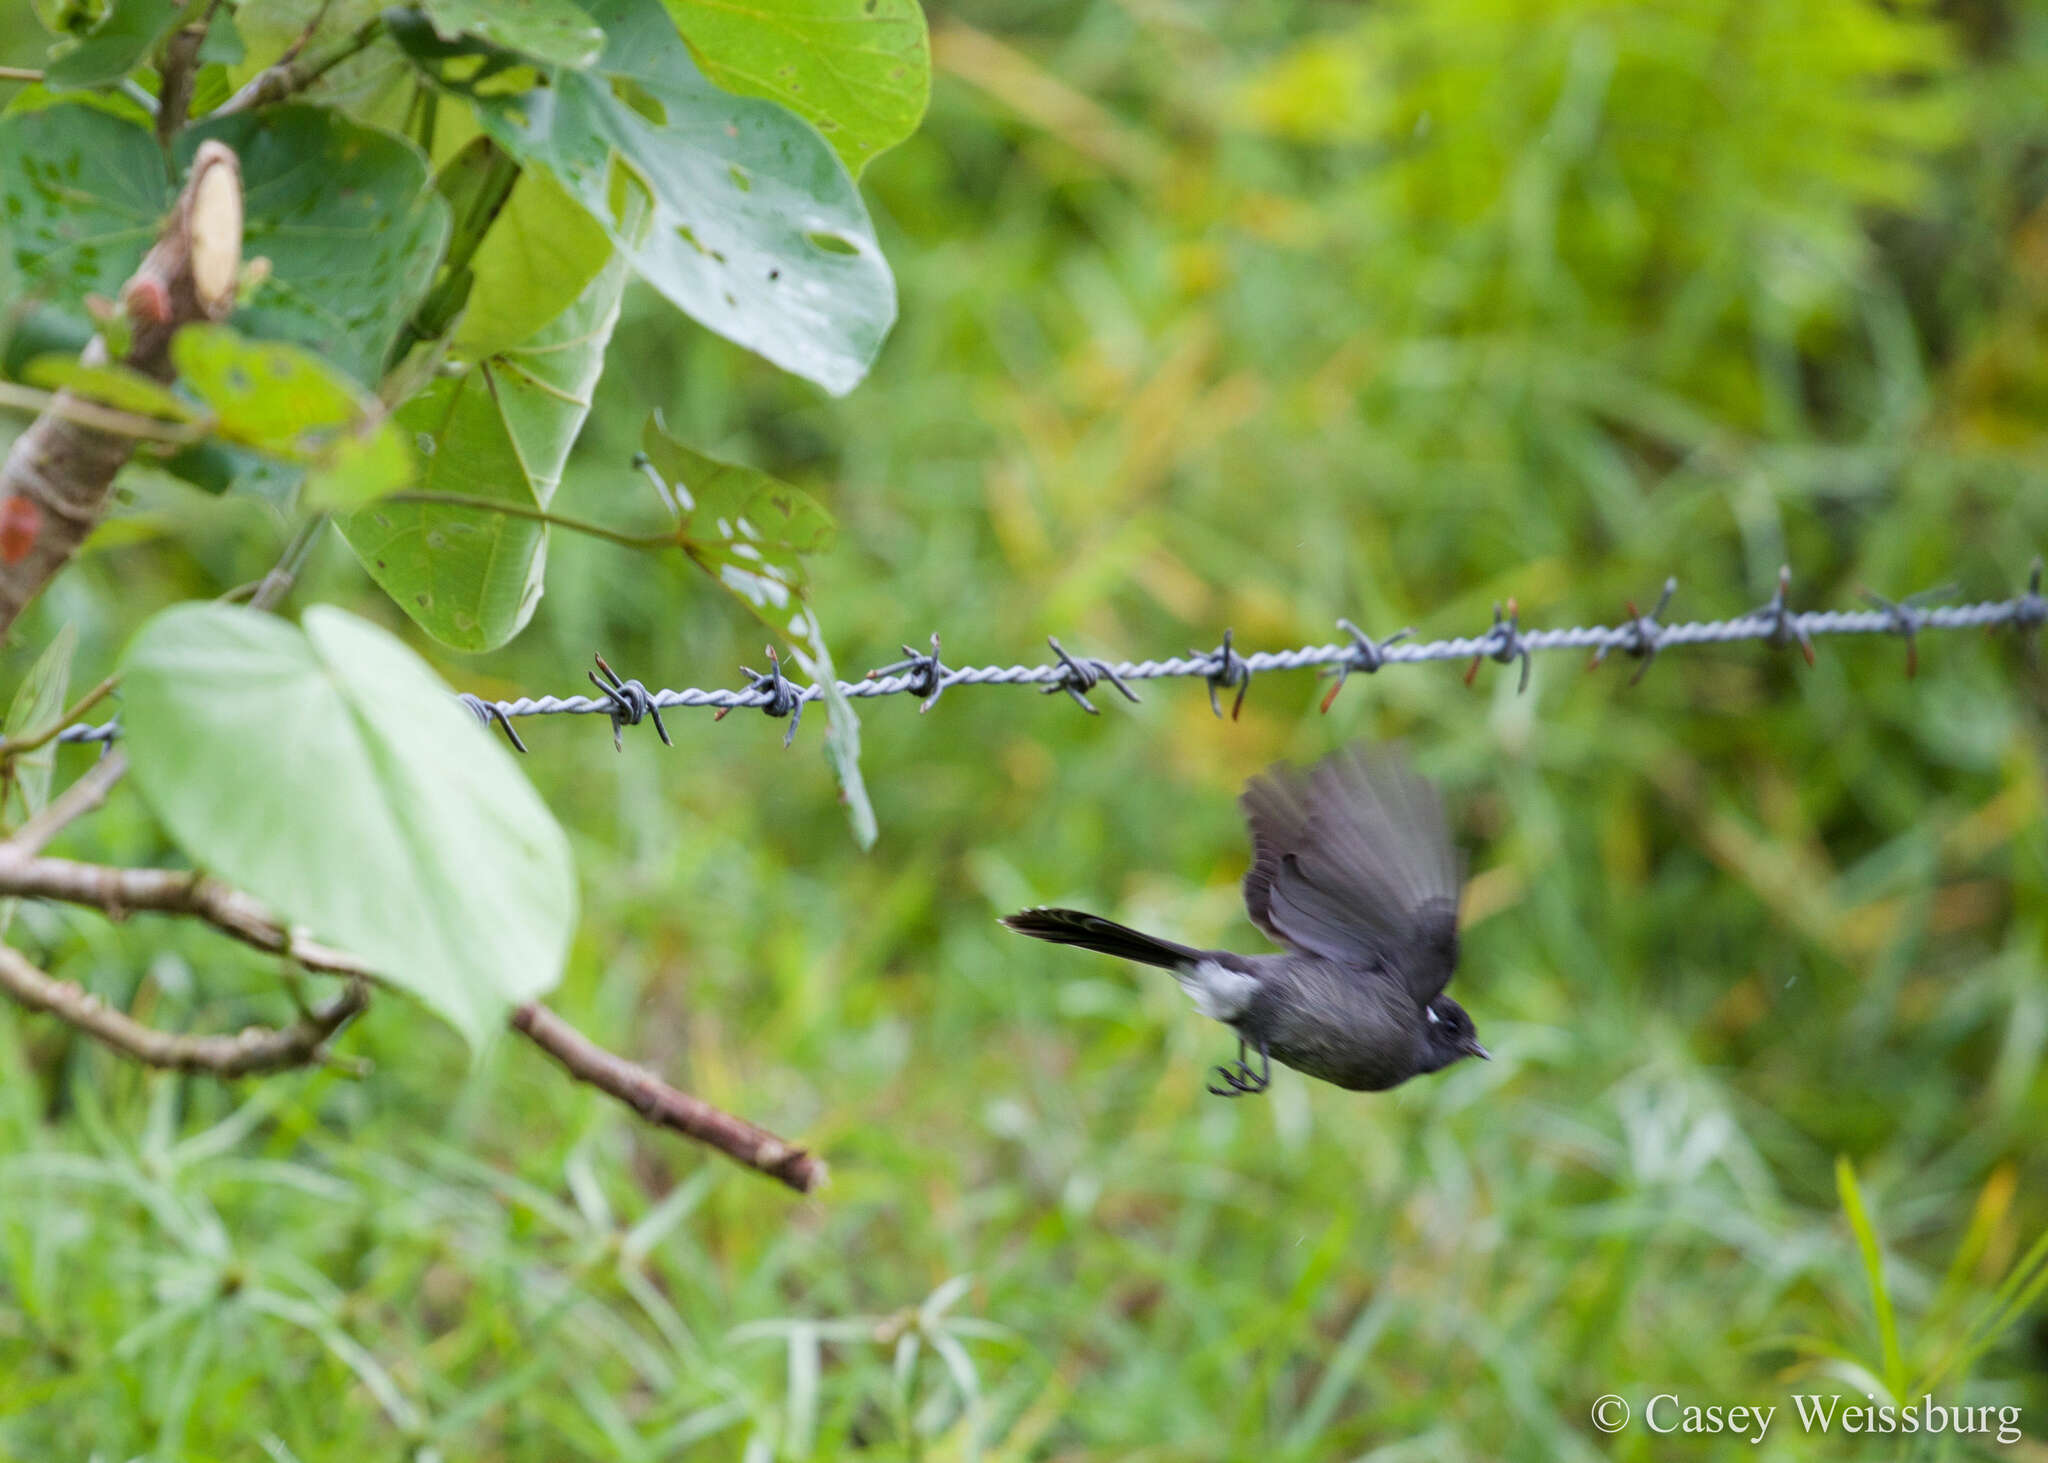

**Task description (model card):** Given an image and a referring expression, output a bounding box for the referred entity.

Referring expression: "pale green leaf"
[667,0,930,176]
[119,603,577,1050]
[452,0,894,395]
[342,245,631,649]
[170,325,413,510]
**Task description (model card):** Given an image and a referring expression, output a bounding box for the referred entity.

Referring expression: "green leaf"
[667,0,930,176]
[42,0,186,90]
[0,101,451,389]
[341,246,631,649]
[179,106,451,385]
[171,324,412,509]
[119,602,577,1050]
[637,416,875,847]
[457,0,893,396]
[3,621,76,820]
[0,102,170,308]
[419,0,606,68]
[23,356,202,423]
[0,623,76,935]
[450,169,613,358]
[1836,1155,1905,1400]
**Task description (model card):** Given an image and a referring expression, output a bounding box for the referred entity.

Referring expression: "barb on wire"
[869,633,948,713]
[1320,619,1413,713]
[590,653,669,750]
[1198,628,1252,721]
[1464,599,1531,693]
[1589,578,1678,686]
[14,560,2044,757]
[1044,635,1141,715]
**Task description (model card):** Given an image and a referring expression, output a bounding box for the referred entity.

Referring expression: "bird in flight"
[1002,743,1485,1096]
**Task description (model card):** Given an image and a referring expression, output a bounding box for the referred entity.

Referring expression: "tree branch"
[10,751,129,859]
[511,1002,827,1195]
[215,14,384,116]
[0,942,366,1075]
[0,842,826,1191]
[0,143,243,640]
[0,851,373,976]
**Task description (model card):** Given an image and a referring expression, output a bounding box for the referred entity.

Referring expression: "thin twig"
[0,942,366,1075]
[0,851,373,977]
[511,1002,826,1194]
[0,836,827,1191]
[0,381,206,444]
[156,0,225,148]
[0,677,118,764]
[0,66,44,83]
[10,751,128,859]
[225,514,330,612]
[215,13,383,116]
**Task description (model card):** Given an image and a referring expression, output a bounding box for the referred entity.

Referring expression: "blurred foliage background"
[5,0,2048,1458]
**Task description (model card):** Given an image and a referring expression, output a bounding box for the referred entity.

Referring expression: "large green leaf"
[0,102,450,389]
[450,169,613,359]
[120,603,577,1049]
[0,102,170,307]
[451,0,893,396]
[418,0,606,68]
[42,0,186,90]
[341,245,630,649]
[179,106,450,385]
[638,417,875,846]
[170,324,413,509]
[668,0,930,177]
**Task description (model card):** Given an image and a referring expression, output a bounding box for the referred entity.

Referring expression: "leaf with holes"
[0,102,170,308]
[179,106,450,385]
[341,244,631,650]
[120,603,577,1050]
[172,325,412,510]
[638,416,875,846]
[1,101,450,389]
[419,0,606,68]
[453,0,893,395]
[667,0,930,176]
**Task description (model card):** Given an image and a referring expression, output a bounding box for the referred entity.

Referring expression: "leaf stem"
[0,677,118,764]
[0,381,208,445]
[380,491,681,551]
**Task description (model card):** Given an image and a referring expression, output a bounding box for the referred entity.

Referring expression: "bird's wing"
[1239,743,1464,1005]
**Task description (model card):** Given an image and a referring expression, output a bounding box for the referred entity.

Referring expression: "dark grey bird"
[1001,744,1486,1096]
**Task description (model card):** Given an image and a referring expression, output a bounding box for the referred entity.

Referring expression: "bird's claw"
[1206,1039,1271,1098]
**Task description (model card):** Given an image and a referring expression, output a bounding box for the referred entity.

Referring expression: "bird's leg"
[1206,1037,1271,1098]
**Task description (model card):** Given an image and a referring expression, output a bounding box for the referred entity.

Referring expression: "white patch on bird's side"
[1174,959,1256,1021]
[1426,1005,1440,1024]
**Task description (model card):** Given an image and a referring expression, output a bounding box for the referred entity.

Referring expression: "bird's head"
[1422,995,1489,1071]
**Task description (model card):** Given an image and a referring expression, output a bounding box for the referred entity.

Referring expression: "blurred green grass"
[4,0,2048,1458]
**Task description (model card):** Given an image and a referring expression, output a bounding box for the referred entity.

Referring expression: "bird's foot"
[1206,1039,1271,1098]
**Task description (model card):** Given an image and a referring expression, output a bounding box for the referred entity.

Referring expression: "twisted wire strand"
[28,566,2047,752]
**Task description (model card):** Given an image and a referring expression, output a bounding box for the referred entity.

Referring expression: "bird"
[1001,743,1486,1097]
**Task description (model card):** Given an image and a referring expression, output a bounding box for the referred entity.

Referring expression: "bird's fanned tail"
[999,908,1200,970]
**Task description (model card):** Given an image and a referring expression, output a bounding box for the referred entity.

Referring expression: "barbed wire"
[28,561,2047,756]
